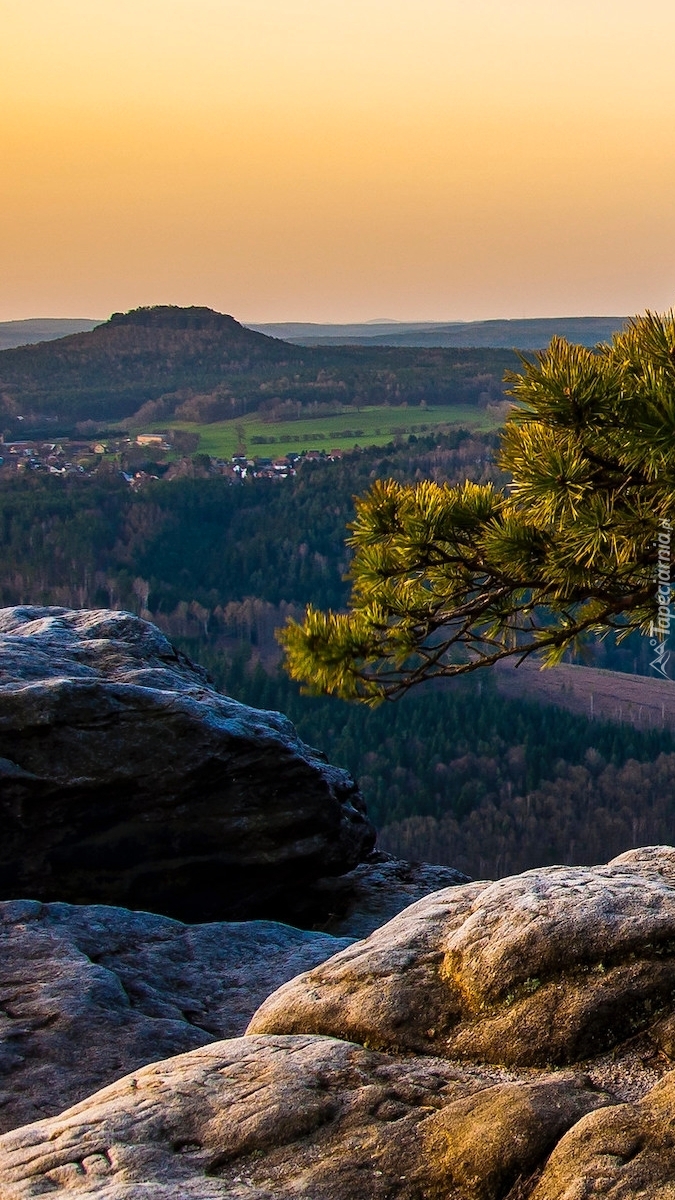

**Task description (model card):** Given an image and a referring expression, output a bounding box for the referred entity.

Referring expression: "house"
[136,434,168,448]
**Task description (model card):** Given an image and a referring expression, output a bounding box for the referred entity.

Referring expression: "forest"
[0,431,500,614]
[1,425,673,878]
[192,648,675,879]
[0,305,516,433]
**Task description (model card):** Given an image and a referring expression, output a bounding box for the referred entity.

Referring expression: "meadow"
[149,403,507,459]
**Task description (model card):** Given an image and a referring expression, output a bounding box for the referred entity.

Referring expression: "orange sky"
[2,0,675,321]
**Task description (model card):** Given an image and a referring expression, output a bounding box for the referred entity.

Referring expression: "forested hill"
[0,305,517,434]
[0,307,292,429]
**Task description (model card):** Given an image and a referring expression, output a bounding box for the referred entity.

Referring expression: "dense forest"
[2,426,673,877]
[0,431,500,615]
[0,305,516,433]
[0,429,652,672]
[192,650,675,879]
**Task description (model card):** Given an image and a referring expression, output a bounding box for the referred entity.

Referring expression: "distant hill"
[0,305,518,434]
[0,318,102,351]
[249,316,628,350]
[0,307,300,429]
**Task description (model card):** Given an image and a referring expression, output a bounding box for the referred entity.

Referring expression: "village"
[0,431,345,485]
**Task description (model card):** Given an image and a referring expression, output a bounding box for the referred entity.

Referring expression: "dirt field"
[494,658,675,731]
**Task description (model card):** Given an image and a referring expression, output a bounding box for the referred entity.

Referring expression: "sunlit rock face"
[530,1069,675,1200]
[0,1035,611,1200]
[249,846,675,1068]
[0,606,375,923]
[5,852,675,1197]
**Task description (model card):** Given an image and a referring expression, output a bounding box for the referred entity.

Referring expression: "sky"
[2,0,675,322]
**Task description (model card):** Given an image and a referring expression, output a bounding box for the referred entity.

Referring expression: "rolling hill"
[0,305,517,434]
[0,318,102,351]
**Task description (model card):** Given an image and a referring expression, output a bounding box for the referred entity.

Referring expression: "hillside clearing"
[147,404,505,459]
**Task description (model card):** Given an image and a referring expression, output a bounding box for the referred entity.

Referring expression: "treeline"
[378,755,675,880]
[0,305,516,432]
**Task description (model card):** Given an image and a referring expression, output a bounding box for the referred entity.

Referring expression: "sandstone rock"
[249,880,489,1054]
[0,1034,610,1199]
[249,847,675,1067]
[0,606,374,922]
[531,1068,675,1199]
[422,1074,611,1200]
[312,851,471,938]
[0,899,352,1132]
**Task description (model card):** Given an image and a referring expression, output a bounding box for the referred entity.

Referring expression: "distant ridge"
[248,316,628,350]
[0,318,102,351]
[1,314,630,353]
[0,305,516,432]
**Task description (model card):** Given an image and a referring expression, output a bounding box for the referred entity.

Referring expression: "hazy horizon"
[0,310,629,327]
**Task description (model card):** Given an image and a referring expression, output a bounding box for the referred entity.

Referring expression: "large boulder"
[0,899,352,1132]
[0,1035,610,1200]
[249,846,675,1068]
[0,607,375,922]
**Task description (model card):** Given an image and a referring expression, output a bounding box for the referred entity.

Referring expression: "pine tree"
[280,312,675,702]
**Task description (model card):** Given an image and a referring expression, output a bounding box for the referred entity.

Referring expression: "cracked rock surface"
[0,606,374,923]
[0,900,352,1133]
[0,1035,610,1200]
[249,846,675,1067]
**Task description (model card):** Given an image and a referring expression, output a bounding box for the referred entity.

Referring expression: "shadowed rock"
[0,900,352,1133]
[0,1035,609,1199]
[0,606,375,923]
[249,846,675,1067]
[311,852,471,938]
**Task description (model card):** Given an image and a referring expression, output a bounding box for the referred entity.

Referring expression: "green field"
[146,403,506,460]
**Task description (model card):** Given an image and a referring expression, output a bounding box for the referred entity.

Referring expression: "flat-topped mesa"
[0,606,375,923]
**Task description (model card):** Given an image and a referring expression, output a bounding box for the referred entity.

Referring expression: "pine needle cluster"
[279,312,675,702]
